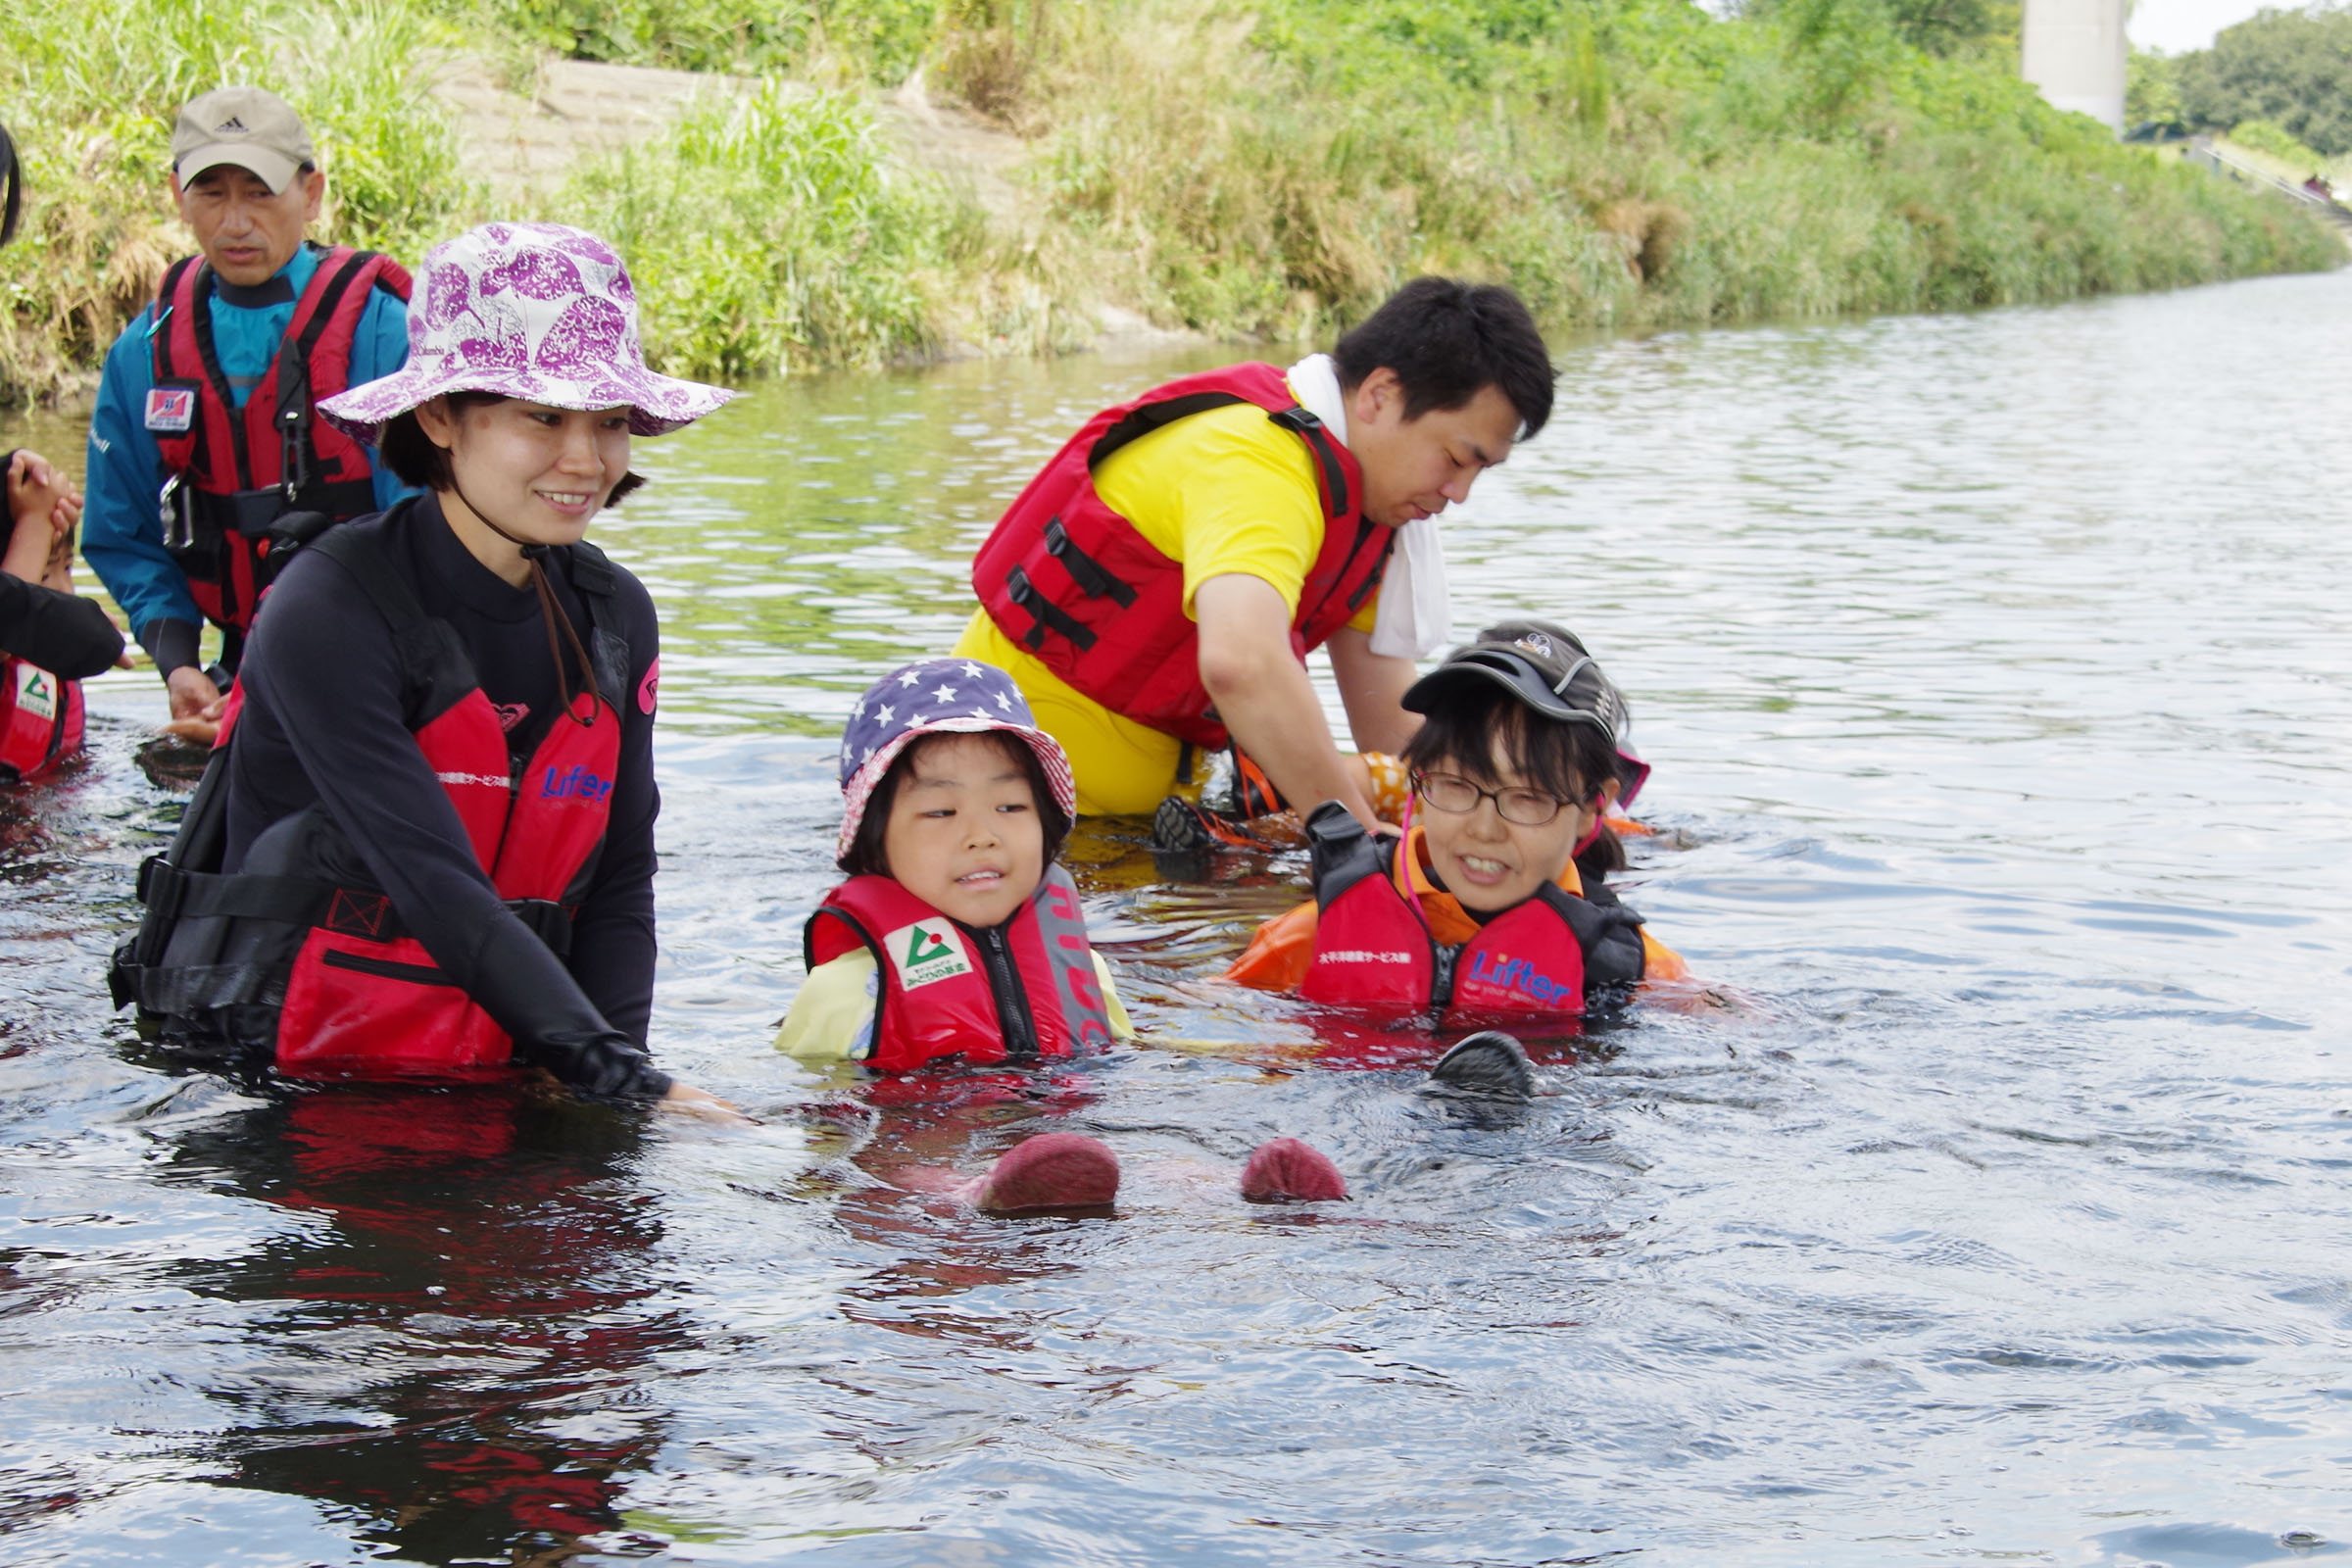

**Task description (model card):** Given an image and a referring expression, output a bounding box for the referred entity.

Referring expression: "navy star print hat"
[835,658,1079,860]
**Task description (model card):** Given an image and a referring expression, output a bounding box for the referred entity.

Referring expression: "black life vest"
[0,657,84,783]
[147,243,413,644]
[109,514,631,1081]
[803,867,1116,1073]
[1298,804,1648,1023]
[970,362,1389,749]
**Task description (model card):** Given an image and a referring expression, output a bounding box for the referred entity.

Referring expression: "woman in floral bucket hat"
[110,223,739,1115]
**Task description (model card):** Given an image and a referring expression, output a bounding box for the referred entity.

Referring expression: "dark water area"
[5,269,2352,1565]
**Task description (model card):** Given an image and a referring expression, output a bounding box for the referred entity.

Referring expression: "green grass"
[563,80,1016,377]
[1027,0,2340,342]
[0,0,2336,404]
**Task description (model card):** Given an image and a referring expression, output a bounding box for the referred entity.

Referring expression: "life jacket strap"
[1005,564,1099,652]
[1087,388,1249,467]
[167,479,375,550]
[1535,881,1648,996]
[1269,405,1351,515]
[1043,516,1136,607]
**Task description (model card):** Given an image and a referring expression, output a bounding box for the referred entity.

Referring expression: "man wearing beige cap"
[83,85,413,736]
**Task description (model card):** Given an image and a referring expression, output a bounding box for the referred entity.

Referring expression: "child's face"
[880,733,1046,929]
[1417,741,1603,914]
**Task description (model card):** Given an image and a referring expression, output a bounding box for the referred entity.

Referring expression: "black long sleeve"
[0,571,124,680]
[224,499,670,1099]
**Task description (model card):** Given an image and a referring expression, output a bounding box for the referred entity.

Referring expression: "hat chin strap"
[449,474,599,729]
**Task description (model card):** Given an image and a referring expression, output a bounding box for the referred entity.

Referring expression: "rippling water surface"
[6,270,2352,1566]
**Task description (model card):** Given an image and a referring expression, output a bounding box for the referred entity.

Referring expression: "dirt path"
[430,56,1192,347]
[432,57,1030,224]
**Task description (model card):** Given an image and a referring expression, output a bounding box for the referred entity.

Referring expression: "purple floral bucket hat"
[318,221,735,442]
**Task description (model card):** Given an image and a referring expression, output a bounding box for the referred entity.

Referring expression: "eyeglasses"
[1411,770,1575,827]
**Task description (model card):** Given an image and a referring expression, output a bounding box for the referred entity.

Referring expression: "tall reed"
[558,80,1065,378]
[1028,0,2339,343]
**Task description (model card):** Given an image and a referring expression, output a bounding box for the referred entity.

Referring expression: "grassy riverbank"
[0,0,2338,402]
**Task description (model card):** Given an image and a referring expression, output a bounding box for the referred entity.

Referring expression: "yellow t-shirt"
[775,947,1135,1064]
[956,386,1381,816]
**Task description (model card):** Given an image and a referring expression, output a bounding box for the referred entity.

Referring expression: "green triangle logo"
[905,925,955,967]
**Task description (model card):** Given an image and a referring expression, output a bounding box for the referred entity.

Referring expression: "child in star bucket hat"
[778,656,1133,1073]
[1225,619,1689,1040]
[111,222,741,1114]
[778,657,1352,1211]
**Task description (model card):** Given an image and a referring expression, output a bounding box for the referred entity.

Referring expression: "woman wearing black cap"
[1224,619,1688,1039]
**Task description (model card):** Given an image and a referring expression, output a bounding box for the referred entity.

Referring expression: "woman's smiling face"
[879,732,1046,929]
[427,397,632,548]
[1416,739,1601,914]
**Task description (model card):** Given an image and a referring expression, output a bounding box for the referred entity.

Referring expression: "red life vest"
[109,518,630,1082]
[970,362,1390,749]
[804,866,1116,1073]
[0,656,84,783]
[148,244,413,637]
[1298,806,1649,1024]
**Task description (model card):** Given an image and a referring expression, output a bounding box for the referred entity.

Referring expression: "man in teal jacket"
[82,86,411,734]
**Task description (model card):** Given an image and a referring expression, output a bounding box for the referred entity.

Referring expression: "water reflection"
[157,1087,677,1562]
[4,271,2352,1563]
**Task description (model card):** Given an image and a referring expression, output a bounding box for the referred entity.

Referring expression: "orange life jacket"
[970,362,1390,749]
[1227,807,1682,1029]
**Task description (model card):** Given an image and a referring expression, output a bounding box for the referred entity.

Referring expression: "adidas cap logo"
[217,116,247,132]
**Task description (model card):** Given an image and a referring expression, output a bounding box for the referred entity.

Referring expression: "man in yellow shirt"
[959,277,1554,835]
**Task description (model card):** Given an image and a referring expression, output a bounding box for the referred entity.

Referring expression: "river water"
[5,268,2352,1566]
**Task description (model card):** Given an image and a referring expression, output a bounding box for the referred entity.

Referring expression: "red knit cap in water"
[962,1132,1121,1213]
[1240,1138,1348,1202]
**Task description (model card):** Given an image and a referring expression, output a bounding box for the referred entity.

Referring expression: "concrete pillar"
[2022,0,2127,133]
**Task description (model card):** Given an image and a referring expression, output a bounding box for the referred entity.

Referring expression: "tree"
[2175,4,2352,157]
[2126,48,2183,128]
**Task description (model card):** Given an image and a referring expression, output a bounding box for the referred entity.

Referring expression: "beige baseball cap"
[171,86,315,193]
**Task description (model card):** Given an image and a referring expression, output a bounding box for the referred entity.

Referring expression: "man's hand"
[1195,572,1387,833]
[165,665,228,738]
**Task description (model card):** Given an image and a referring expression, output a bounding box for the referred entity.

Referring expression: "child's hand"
[40,487,82,594]
[7,450,78,535]
[3,451,71,581]
[659,1081,756,1126]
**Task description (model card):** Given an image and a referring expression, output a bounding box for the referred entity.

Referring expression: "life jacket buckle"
[158,473,193,552]
[276,405,311,504]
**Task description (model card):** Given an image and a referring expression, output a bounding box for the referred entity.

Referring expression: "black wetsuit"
[225,494,669,1099]
[0,570,122,680]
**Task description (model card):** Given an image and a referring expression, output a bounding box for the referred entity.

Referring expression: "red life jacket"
[970,362,1390,749]
[803,866,1116,1074]
[148,244,414,637]
[1297,805,1649,1024]
[109,517,630,1083]
[0,656,84,783]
